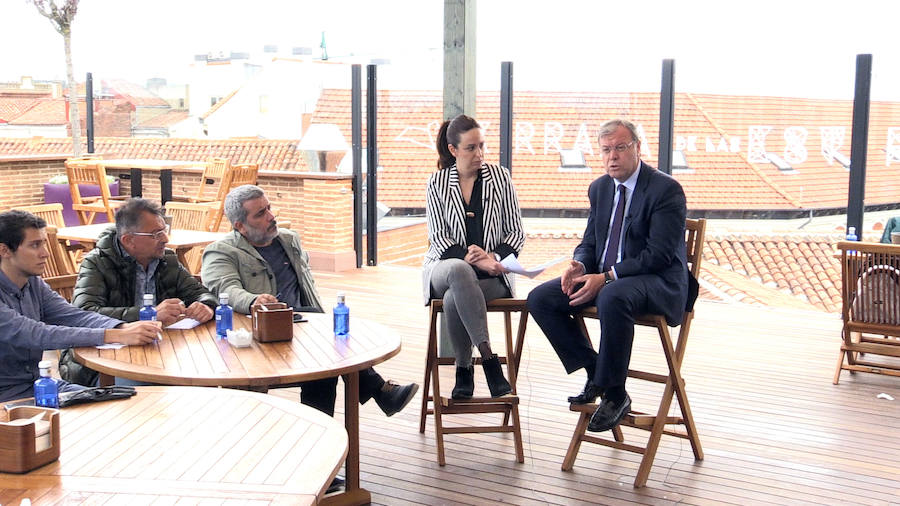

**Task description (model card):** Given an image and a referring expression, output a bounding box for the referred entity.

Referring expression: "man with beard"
[201,185,418,419]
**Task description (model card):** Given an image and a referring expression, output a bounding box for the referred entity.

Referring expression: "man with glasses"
[61,198,217,385]
[527,119,689,433]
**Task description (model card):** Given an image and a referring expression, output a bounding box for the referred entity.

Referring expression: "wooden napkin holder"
[251,302,294,342]
[0,406,60,473]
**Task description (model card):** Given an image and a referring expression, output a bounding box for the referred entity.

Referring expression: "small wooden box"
[0,406,60,473]
[251,302,294,342]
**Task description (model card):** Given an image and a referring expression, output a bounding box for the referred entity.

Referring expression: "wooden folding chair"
[42,226,78,302]
[208,162,259,232]
[833,241,900,383]
[164,201,218,274]
[64,158,123,225]
[419,298,528,465]
[562,218,706,488]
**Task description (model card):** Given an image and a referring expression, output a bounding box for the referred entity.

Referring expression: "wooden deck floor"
[269,264,900,505]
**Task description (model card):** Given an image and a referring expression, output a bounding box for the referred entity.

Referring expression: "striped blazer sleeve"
[425,170,464,257]
[487,164,526,255]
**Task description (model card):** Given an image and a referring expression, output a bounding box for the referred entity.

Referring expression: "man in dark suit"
[527,119,688,432]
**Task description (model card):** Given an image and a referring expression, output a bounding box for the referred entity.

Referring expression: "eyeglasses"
[129,225,170,240]
[599,141,635,157]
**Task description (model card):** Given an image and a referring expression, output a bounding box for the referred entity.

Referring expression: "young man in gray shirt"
[0,210,159,403]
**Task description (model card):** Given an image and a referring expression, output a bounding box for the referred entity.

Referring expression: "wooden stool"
[561,218,706,487]
[418,298,529,465]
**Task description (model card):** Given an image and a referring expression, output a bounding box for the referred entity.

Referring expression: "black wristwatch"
[603,271,614,285]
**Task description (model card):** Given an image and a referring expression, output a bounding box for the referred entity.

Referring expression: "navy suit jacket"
[574,162,689,325]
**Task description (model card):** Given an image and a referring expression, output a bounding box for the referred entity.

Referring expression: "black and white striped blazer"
[422,163,526,303]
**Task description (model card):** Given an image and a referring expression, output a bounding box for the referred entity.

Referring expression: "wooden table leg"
[98,373,114,387]
[321,370,371,505]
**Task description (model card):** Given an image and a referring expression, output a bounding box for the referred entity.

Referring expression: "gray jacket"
[201,229,323,314]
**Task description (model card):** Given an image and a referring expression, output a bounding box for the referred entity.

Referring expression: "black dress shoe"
[374,381,420,417]
[326,474,345,494]
[587,393,631,432]
[568,379,603,404]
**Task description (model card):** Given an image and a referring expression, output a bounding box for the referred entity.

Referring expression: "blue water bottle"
[215,293,233,338]
[139,293,157,321]
[34,360,59,408]
[334,293,349,338]
[846,226,858,254]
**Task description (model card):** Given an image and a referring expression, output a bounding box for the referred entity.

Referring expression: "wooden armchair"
[185,157,230,203]
[834,241,900,383]
[208,163,259,232]
[164,201,218,274]
[64,158,123,225]
[562,218,706,488]
[42,226,78,302]
[18,203,85,265]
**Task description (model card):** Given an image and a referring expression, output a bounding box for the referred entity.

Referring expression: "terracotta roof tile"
[703,233,841,312]
[102,79,169,108]
[0,137,308,172]
[0,97,40,122]
[311,89,900,212]
[137,110,190,128]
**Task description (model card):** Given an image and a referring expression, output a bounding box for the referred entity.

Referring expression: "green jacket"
[72,227,217,321]
[201,229,323,315]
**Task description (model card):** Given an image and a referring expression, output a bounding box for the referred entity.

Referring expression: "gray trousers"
[429,258,510,365]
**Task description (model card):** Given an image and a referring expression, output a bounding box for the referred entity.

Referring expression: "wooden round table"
[74,313,402,505]
[0,386,347,504]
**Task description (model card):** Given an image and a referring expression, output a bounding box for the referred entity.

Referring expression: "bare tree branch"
[29,0,82,156]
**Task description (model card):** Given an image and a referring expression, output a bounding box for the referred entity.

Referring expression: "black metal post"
[351,65,363,268]
[658,59,675,175]
[499,61,513,171]
[366,64,378,266]
[847,54,872,235]
[85,72,94,154]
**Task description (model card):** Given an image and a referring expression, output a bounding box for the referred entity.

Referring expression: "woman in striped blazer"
[423,114,526,399]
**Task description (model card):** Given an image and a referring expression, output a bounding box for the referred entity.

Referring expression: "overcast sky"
[3,0,899,99]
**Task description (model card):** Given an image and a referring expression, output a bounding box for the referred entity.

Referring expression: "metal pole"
[658,59,675,175]
[499,61,513,171]
[85,72,94,154]
[351,65,363,268]
[847,54,872,234]
[366,64,378,266]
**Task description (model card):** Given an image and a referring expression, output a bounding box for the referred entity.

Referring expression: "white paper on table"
[166,318,201,330]
[96,343,126,350]
[500,254,546,278]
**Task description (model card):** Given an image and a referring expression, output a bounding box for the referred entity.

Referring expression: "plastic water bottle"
[846,226,858,254]
[333,293,349,338]
[215,293,233,339]
[34,360,59,408]
[139,293,157,321]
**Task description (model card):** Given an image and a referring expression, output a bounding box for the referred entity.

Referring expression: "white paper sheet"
[500,254,546,278]
[166,318,202,330]
[96,343,126,350]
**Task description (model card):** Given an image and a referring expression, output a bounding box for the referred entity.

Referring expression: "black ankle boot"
[452,365,474,399]
[481,354,512,397]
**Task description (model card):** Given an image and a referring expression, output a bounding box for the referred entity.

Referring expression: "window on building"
[558,149,588,171]
[672,150,692,173]
[766,152,794,172]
